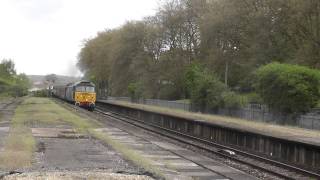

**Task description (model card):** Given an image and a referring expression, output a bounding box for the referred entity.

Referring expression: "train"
[52,80,96,111]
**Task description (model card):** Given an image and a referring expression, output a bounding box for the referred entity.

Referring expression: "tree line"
[0,59,30,97]
[78,0,320,113]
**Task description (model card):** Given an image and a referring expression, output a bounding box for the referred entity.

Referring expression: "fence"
[104,96,320,130]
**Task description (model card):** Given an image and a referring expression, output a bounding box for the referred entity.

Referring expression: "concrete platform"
[98,100,320,146]
[97,100,320,170]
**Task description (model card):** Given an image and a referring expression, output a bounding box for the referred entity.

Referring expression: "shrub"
[32,90,48,97]
[127,82,144,102]
[222,91,247,109]
[185,64,226,111]
[244,92,263,104]
[255,63,320,113]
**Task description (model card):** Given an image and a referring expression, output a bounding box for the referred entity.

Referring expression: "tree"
[76,0,320,107]
[0,59,30,97]
[44,74,57,84]
[11,73,31,96]
[256,63,320,113]
[185,63,228,111]
[0,59,16,79]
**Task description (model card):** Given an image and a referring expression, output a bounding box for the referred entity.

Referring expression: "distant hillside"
[28,75,81,90]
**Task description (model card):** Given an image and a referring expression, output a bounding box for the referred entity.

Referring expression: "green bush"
[222,91,247,109]
[243,92,263,104]
[185,63,248,111]
[255,63,320,113]
[32,90,48,97]
[186,64,228,111]
[127,82,144,102]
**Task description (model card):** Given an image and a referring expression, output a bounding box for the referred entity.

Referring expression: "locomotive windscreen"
[75,86,95,92]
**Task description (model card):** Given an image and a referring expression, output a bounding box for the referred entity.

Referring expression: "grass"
[0,99,36,170]
[0,127,35,170]
[109,100,320,138]
[17,97,100,131]
[0,96,12,102]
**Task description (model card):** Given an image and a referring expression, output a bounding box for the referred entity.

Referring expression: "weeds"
[0,100,36,170]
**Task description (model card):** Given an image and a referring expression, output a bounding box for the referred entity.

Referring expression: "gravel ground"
[31,137,138,172]
[2,171,153,180]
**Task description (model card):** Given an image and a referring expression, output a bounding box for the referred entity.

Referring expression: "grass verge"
[0,98,36,170]
[16,97,100,130]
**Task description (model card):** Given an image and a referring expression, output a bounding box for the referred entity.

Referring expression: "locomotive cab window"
[76,86,95,92]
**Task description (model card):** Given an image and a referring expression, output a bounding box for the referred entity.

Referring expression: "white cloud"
[0,0,158,76]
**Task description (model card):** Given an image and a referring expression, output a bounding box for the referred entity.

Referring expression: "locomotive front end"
[74,81,96,111]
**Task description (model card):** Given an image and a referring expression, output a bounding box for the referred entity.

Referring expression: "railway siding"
[97,100,320,172]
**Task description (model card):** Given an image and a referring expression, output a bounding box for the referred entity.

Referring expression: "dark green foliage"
[32,90,48,97]
[185,64,224,110]
[222,91,247,109]
[185,64,245,111]
[128,82,144,102]
[256,63,320,113]
[243,93,263,104]
[191,71,227,111]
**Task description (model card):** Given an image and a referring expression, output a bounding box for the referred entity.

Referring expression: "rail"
[95,101,320,180]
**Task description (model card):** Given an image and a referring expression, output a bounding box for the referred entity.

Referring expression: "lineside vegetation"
[0,98,36,170]
[0,59,30,97]
[77,0,320,114]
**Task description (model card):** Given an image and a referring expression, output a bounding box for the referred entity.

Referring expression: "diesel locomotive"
[52,80,96,111]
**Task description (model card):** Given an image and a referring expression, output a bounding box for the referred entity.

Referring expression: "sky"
[0,0,159,76]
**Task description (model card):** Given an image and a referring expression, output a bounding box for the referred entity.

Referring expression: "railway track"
[95,104,320,180]
[55,98,256,179]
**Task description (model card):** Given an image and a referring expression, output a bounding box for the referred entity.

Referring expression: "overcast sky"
[0,0,159,76]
